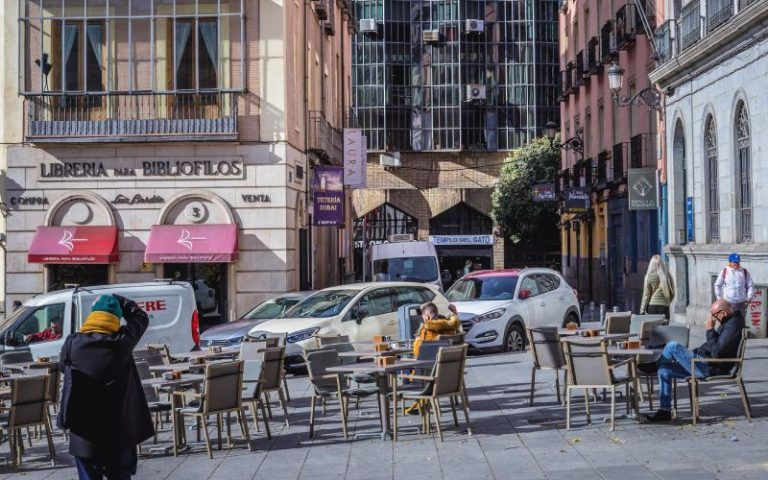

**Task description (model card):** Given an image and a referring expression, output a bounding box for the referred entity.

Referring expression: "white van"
[371,241,442,290]
[248,282,450,368]
[0,281,198,364]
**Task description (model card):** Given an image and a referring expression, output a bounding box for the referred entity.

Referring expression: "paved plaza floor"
[2,327,768,479]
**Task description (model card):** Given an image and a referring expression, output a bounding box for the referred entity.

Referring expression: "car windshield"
[243,297,300,320]
[0,306,30,331]
[373,256,439,283]
[283,290,358,318]
[446,276,519,301]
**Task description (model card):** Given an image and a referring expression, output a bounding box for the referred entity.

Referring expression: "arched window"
[735,102,752,243]
[704,115,719,243]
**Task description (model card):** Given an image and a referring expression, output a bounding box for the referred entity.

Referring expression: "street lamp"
[607,62,664,111]
[546,121,584,160]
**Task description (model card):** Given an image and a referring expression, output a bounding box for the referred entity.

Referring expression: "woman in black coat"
[59,294,154,480]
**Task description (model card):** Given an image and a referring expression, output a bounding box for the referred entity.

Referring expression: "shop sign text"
[241,194,272,203]
[428,235,494,246]
[9,196,49,206]
[111,194,165,205]
[39,159,244,181]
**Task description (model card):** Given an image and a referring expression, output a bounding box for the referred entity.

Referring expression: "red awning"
[28,226,119,264]
[145,224,238,263]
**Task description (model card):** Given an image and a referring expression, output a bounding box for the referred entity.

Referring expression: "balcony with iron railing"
[707,0,734,31]
[596,150,608,188]
[654,20,675,64]
[566,62,577,94]
[611,142,628,182]
[575,50,588,86]
[24,92,239,143]
[308,110,344,165]
[616,3,639,49]
[679,0,703,51]
[601,21,617,62]
[629,133,657,169]
[587,37,602,74]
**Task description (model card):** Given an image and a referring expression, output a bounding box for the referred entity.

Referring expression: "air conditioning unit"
[379,152,401,168]
[466,84,486,102]
[465,19,484,33]
[422,29,440,43]
[359,18,378,33]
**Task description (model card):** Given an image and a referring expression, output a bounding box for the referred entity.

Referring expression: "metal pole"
[362,215,367,282]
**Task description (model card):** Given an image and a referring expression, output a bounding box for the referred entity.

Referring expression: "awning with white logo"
[28,226,119,264]
[144,224,238,263]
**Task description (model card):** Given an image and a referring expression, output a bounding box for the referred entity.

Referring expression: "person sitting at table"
[25,320,63,344]
[59,294,154,479]
[642,299,745,423]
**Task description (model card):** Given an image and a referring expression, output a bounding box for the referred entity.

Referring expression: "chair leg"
[282,372,291,402]
[238,409,253,451]
[737,378,752,420]
[646,376,654,411]
[555,370,562,405]
[309,395,317,439]
[460,381,470,411]
[264,392,274,418]
[691,379,699,425]
[340,396,349,440]
[216,414,223,450]
[431,399,444,442]
[566,387,572,430]
[529,366,536,406]
[226,412,233,447]
[44,417,56,467]
[9,428,16,467]
[562,370,569,406]
[392,392,399,442]
[250,400,261,432]
[610,387,616,432]
[260,399,272,440]
[171,407,179,457]
[200,416,213,459]
[459,395,473,435]
[673,379,678,411]
[449,396,459,429]
[583,390,591,424]
[277,389,290,427]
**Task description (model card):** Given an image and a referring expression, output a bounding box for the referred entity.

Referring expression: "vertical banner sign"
[313,166,344,226]
[564,188,591,213]
[747,287,767,338]
[628,168,659,210]
[343,129,366,188]
[686,197,694,242]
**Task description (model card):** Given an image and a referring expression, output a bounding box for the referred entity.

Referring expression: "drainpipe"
[303,0,314,290]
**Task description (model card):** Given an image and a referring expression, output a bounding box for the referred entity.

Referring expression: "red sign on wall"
[747,287,767,338]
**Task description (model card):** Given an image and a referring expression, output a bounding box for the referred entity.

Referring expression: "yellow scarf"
[81,311,120,335]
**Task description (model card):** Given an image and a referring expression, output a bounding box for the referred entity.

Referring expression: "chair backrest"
[305,349,341,392]
[241,360,262,399]
[437,332,465,345]
[202,361,244,414]
[638,317,668,344]
[605,312,632,334]
[324,342,358,365]
[146,344,172,365]
[730,329,750,377]
[316,334,350,348]
[432,344,468,396]
[9,375,49,428]
[240,341,267,361]
[648,325,690,348]
[527,327,565,369]
[27,361,61,403]
[417,340,450,361]
[563,339,613,386]
[133,348,165,367]
[135,360,161,403]
[259,346,285,390]
[629,314,666,335]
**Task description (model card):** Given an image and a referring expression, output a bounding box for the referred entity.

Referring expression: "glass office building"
[352,0,559,152]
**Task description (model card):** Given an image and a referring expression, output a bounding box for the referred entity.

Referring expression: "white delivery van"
[371,240,443,290]
[0,281,199,364]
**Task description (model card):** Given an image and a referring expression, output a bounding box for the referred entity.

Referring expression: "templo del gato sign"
[38,158,244,181]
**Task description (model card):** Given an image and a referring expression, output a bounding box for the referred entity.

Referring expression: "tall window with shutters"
[704,115,719,243]
[735,102,752,243]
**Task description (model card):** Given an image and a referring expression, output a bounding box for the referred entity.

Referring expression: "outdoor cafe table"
[170,346,240,361]
[559,332,636,341]
[148,359,230,373]
[326,359,434,440]
[338,346,414,359]
[3,361,47,373]
[142,374,205,455]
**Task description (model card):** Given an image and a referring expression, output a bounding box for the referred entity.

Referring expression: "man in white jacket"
[714,253,754,318]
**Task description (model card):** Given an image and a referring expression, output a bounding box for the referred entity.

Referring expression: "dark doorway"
[47,264,109,291]
[165,263,228,331]
[353,203,418,281]
[299,228,311,291]
[609,214,625,309]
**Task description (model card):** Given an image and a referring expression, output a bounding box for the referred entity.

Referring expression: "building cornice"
[649,2,768,87]
[665,243,768,263]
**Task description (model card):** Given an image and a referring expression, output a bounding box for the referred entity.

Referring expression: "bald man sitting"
[644,299,745,423]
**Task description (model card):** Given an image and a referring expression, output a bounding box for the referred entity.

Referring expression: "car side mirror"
[355,309,369,324]
[519,289,532,300]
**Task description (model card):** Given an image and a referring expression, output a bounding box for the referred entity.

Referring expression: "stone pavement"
[2,326,768,480]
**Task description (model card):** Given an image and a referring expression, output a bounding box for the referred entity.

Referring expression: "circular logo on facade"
[67,202,93,225]
[184,201,208,223]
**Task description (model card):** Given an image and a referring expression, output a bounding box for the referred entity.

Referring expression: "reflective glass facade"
[352,0,559,152]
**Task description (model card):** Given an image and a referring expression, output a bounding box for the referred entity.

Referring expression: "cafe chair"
[563,339,633,431]
[315,334,350,348]
[527,327,567,405]
[687,329,751,425]
[393,344,472,442]
[304,349,380,439]
[27,361,63,439]
[604,312,632,334]
[635,325,689,410]
[239,341,267,362]
[436,332,465,346]
[133,348,166,367]
[146,343,175,365]
[173,361,251,459]
[135,361,172,444]
[241,359,271,438]
[252,346,290,427]
[1,375,55,466]
[629,314,667,338]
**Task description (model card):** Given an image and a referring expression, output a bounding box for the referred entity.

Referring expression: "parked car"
[0,281,199,364]
[248,282,450,368]
[446,268,580,352]
[199,292,312,348]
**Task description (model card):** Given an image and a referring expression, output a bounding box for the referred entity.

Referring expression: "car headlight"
[471,308,507,324]
[286,327,320,344]
[228,336,244,346]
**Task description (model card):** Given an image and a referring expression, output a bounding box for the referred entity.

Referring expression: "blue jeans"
[75,448,137,480]
[657,341,710,410]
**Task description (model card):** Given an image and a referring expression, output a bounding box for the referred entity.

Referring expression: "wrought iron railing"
[575,50,587,85]
[588,37,601,74]
[629,133,657,168]
[601,21,617,62]
[596,150,608,187]
[616,4,638,49]
[24,92,239,142]
[612,142,628,182]
[707,0,734,31]
[654,20,675,64]
[679,0,702,51]
[308,110,344,165]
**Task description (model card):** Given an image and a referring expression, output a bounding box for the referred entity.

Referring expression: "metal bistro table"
[326,359,434,440]
[170,346,240,362]
[148,359,230,373]
[141,374,205,456]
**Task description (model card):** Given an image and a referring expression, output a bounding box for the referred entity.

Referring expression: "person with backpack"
[714,253,754,318]
[59,294,153,479]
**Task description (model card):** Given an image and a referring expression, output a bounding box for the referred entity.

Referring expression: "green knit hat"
[92,295,123,319]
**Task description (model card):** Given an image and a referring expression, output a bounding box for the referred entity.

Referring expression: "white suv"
[446,268,580,352]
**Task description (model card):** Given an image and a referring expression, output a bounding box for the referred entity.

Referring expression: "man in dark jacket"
[59,294,154,479]
[643,299,746,423]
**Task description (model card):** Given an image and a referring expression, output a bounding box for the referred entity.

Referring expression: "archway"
[353,203,418,281]
[672,119,688,244]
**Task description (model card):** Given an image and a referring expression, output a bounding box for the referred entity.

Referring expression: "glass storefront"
[47,264,109,291]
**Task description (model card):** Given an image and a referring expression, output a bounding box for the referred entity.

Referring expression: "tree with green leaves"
[492,136,561,250]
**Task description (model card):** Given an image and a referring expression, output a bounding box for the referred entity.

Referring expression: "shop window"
[429,202,492,235]
[174,19,218,90]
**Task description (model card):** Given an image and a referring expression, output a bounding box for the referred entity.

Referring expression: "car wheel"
[563,312,580,328]
[504,323,525,352]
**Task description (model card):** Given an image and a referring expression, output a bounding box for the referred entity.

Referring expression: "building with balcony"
[558,0,663,312]
[0,0,354,320]
[650,0,768,327]
[350,0,560,284]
